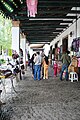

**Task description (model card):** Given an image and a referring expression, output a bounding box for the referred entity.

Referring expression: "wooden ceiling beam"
[23,30,63,33]
[29,42,49,44]
[15,15,77,20]
[38,4,80,8]
[28,37,54,39]
[20,20,72,24]
[28,40,53,42]
[27,33,58,35]
[39,0,80,2]
[21,24,68,28]
[18,10,80,15]
[20,21,72,26]
[27,36,56,38]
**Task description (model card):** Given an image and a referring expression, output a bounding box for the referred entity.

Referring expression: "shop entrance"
[62,36,68,52]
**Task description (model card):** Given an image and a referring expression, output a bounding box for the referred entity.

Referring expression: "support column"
[12,21,22,80]
[12,21,20,55]
[21,34,26,67]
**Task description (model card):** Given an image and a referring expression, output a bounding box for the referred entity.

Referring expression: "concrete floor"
[0,66,80,120]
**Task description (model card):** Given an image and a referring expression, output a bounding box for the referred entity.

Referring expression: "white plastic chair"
[69,72,78,82]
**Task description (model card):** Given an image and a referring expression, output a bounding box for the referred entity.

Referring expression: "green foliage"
[0,15,12,49]
[0,59,6,64]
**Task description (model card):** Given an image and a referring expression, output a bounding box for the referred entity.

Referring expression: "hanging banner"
[26,0,38,17]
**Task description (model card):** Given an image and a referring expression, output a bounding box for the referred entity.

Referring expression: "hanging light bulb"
[26,0,38,17]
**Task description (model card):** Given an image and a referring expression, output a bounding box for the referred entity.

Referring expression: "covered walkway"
[0,66,80,120]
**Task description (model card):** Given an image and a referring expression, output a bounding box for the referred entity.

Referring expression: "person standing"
[53,59,58,77]
[30,53,36,77]
[60,51,71,81]
[43,55,49,79]
[34,52,41,80]
[41,52,45,79]
[27,51,30,66]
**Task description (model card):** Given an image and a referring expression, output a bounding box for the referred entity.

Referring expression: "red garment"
[53,62,58,76]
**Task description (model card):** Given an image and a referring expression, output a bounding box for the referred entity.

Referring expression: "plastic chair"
[69,72,78,82]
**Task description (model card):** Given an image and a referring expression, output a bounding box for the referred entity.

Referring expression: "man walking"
[34,52,41,80]
[60,51,71,81]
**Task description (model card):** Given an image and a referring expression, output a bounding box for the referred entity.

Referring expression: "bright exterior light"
[8,0,18,8]
[1,0,13,12]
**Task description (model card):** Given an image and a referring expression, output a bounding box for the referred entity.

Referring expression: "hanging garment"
[26,0,38,17]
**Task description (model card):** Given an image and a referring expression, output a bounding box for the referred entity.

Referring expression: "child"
[57,61,62,75]
[53,59,58,77]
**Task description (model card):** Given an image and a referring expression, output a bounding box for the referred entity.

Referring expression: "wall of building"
[50,18,80,51]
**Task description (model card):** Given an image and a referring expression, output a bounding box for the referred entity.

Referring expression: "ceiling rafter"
[21,20,72,24]
[14,16,77,20]
[18,10,80,15]
[21,24,68,28]
[38,3,80,7]
[39,0,80,2]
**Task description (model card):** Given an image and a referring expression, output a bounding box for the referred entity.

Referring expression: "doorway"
[62,36,68,52]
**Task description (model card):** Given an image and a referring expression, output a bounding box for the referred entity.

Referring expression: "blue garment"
[60,64,68,80]
[34,65,41,80]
